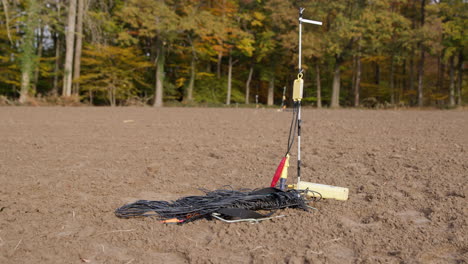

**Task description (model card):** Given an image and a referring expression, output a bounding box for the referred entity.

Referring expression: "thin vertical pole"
[297,8,303,184]
[299,8,303,71]
[297,101,302,184]
[296,7,321,185]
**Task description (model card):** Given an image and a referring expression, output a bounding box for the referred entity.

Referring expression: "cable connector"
[278,154,290,191]
[293,74,304,101]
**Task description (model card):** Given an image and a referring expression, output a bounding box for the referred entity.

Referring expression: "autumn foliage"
[0,0,466,107]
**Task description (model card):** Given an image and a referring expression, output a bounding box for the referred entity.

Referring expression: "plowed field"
[0,107,466,263]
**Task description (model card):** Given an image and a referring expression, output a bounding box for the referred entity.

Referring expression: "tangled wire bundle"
[115,187,315,223]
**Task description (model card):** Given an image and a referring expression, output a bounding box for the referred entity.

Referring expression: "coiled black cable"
[115,188,312,223]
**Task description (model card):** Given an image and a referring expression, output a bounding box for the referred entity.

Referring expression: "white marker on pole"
[299,18,323,26]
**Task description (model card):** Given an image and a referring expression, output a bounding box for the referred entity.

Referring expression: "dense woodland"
[0,0,466,107]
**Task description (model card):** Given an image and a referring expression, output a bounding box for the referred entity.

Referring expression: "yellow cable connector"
[280,154,290,179]
[293,73,304,101]
[278,154,290,190]
[288,181,349,201]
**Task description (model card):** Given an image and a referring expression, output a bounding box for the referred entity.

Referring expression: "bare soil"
[0,107,466,264]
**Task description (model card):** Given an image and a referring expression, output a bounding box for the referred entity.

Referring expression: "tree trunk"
[417,49,425,107]
[153,39,165,107]
[374,62,380,85]
[354,54,361,107]
[456,50,463,106]
[184,35,196,103]
[53,32,61,96]
[267,76,274,106]
[331,59,341,108]
[52,1,61,96]
[89,89,93,105]
[32,28,43,95]
[437,50,445,93]
[399,60,406,105]
[217,51,222,79]
[439,58,446,105]
[409,53,414,95]
[185,55,196,103]
[390,56,395,105]
[19,0,38,103]
[72,0,85,96]
[226,53,232,105]
[62,0,77,97]
[245,64,253,104]
[315,62,322,108]
[108,84,116,107]
[417,0,426,107]
[351,55,356,97]
[108,87,113,106]
[19,71,31,103]
[1,0,13,44]
[449,55,455,106]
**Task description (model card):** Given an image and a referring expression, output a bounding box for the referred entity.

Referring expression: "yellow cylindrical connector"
[278,155,290,190]
[293,78,304,101]
[280,154,290,179]
[289,181,349,201]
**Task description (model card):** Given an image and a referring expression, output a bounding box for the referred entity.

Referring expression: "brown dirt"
[0,107,467,264]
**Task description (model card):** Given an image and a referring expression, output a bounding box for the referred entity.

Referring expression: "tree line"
[0,0,466,107]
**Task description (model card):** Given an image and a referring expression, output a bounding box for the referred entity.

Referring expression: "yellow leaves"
[236,37,255,57]
[212,44,225,53]
[3,79,20,87]
[79,73,103,81]
[251,12,266,27]
[251,20,263,27]
[81,57,101,66]
[176,77,186,88]
[118,31,139,46]
[196,43,217,57]
[0,55,9,64]
[362,56,388,63]
[430,93,448,101]
[117,0,180,39]
[360,82,380,91]
[38,60,55,78]
[79,43,151,99]
[443,20,465,42]
[253,12,265,21]
[197,72,215,78]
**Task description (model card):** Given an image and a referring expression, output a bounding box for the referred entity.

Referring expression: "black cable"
[285,102,295,155]
[115,188,312,223]
[285,101,299,156]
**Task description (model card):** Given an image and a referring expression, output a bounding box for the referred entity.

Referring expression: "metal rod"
[299,18,323,26]
[297,101,302,184]
[297,8,303,184]
[299,22,302,71]
[296,7,322,185]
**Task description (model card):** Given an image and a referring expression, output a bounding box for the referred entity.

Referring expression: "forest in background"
[0,0,466,107]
